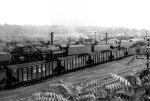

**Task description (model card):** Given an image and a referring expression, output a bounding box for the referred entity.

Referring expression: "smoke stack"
[50,32,54,45]
[106,33,108,44]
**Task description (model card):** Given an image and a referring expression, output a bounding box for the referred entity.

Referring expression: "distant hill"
[0,24,149,42]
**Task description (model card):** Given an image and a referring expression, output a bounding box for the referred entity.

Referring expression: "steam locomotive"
[0,45,92,64]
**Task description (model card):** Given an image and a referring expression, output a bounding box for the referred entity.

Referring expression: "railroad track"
[20,58,139,93]
[0,62,119,95]
[21,60,146,101]
[0,57,146,101]
[0,59,126,93]
[64,59,146,86]
[0,63,121,101]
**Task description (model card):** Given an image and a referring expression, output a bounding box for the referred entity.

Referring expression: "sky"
[0,0,150,29]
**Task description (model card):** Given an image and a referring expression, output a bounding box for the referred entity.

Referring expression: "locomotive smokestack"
[50,32,54,45]
[106,33,108,45]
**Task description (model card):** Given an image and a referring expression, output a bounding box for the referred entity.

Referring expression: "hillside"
[0,24,149,42]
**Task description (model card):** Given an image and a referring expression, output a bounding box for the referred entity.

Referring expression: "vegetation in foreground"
[22,48,150,101]
[23,66,150,101]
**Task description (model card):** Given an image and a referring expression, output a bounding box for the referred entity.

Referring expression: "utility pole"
[95,32,96,42]
[144,30,148,40]
[106,33,108,44]
[94,32,97,44]
[146,48,149,70]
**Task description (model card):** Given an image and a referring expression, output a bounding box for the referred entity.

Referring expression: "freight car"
[0,45,146,89]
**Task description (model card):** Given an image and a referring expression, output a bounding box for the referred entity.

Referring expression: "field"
[0,56,147,101]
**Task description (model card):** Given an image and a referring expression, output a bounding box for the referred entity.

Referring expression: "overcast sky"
[0,0,150,29]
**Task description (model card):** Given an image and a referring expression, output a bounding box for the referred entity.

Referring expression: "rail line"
[0,59,144,101]
[0,57,131,94]
[19,61,146,101]
[0,57,146,101]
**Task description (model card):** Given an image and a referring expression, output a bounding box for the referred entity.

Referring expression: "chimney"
[106,33,108,44]
[50,32,54,45]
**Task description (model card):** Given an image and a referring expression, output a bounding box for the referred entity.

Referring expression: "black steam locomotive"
[0,44,92,64]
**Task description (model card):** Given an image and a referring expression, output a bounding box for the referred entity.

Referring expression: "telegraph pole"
[94,32,97,44]
[146,49,149,69]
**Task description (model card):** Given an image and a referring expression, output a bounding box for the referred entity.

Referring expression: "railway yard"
[0,3,150,100]
[0,56,147,101]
